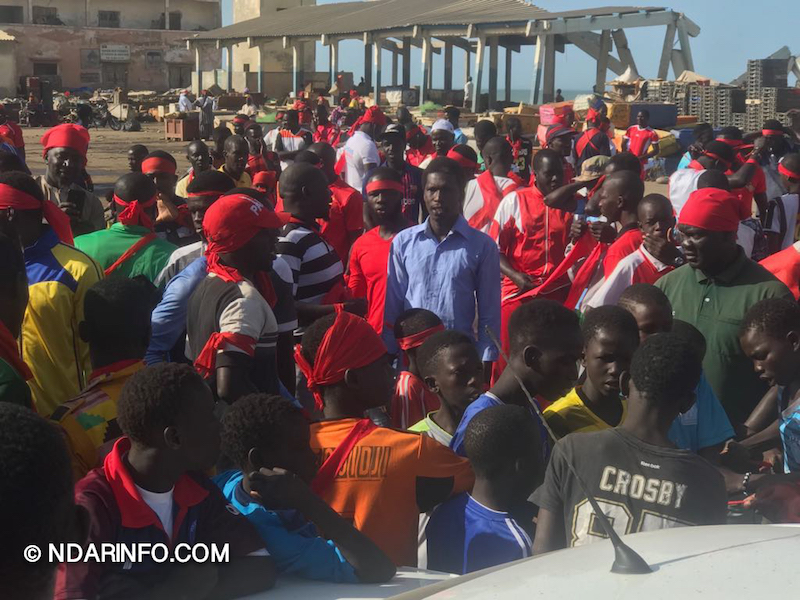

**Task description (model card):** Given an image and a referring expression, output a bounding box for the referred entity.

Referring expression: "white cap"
[431,119,455,133]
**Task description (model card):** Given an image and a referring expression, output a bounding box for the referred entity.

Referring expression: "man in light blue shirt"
[384,157,501,367]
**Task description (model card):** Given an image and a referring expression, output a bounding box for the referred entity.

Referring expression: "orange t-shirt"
[310,418,474,566]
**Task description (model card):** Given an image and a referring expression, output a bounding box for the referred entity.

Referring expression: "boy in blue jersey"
[215,393,396,584]
[422,404,542,574]
[451,299,583,457]
[410,330,485,446]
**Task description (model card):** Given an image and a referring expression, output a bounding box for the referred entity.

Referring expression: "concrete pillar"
[504,46,512,103]
[297,41,306,93]
[488,37,499,109]
[611,29,637,75]
[543,35,556,103]
[165,0,170,30]
[330,40,339,87]
[464,48,470,83]
[658,22,676,80]
[364,43,372,89]
[256,45,263,93]
[530,34,545,105]
[676,19,695,73]
[420,36,432,106]
[444,41,453,91]
[402,37,411,88]
[84,0,90,26]
[594,30,610,97]
[472,35,485,113]
[374,41,382,104]
[392,50,398,86]
[194,45,201,95]
[292,44,299,97]
[226,45,233,91]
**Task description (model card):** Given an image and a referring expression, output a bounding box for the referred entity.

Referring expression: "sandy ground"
[21,121,669,196]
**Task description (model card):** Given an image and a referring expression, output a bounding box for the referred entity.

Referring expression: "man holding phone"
[35,124,105,236]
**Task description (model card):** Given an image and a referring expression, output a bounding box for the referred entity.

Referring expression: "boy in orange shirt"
[297,310,474,567]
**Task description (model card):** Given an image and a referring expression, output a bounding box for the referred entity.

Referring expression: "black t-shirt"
[533,428,727,548]
[511,137,535,182]
[187,273,279,396]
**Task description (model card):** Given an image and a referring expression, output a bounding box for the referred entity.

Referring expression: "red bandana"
[680,188,741,232]
[114,194,157,230]
[40,124,89,160]
[0,183,73,244]
[396,324,445,351]
[366,180,404,194]
[294,309,387,411]
[141,156,176,176]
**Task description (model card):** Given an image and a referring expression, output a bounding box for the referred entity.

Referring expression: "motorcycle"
[91,101,122,131]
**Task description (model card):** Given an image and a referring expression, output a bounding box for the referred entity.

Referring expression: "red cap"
[253,171,278,189]
[203,193,288,251]
[545,123,577,146]
[680,188,741,232]
[41,124,90,159]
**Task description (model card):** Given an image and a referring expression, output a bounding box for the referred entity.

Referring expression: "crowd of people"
[3,92,800,600]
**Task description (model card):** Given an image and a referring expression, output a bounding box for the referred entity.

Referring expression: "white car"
[391,525,800,599]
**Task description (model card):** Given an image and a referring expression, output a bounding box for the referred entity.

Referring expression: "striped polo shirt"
[276,221,345,306]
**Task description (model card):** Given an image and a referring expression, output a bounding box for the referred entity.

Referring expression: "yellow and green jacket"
[21,228,103,416]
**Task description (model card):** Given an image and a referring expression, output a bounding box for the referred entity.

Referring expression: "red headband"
[141,157,177,176]
[397,324,445,351]
[716,138,743,148]
[680,188,740,232]
[366,180,404,194]
[233,116,249,124]
[187,190,223,198]
[114,194,157,230]
[703,151,731,169]
[447,149,480,170]
[0,183,73,244]
[779,162,800,181]
[294,309,387,411]
[763,129,785,137]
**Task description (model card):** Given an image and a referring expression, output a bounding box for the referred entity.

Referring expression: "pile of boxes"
[645,58,798,131]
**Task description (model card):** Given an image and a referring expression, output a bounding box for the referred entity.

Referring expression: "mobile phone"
[67,188,85,212]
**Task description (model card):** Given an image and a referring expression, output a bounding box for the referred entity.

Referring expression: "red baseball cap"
[203,193,289,254]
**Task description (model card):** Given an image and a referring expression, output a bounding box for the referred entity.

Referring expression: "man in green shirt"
[75,173,176,286]
[656,187,792,425]
[0,232,33,409]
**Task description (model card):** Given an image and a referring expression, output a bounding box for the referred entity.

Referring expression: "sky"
[221,0,797,94]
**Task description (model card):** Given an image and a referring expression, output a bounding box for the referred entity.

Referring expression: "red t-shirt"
[319,179,364,264]
[0,121,24,148]
[728,164,766,219]
[603,226,643,276]
[625,126,659,159]
[348,228,394,334]
[391,371,441,430]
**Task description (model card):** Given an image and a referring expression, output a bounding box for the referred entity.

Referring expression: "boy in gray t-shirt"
[533,333,727,553]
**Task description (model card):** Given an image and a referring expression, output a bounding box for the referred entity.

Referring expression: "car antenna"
[485,326,652,575]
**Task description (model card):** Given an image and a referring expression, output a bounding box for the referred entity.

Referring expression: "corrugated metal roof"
[191,0,666,42]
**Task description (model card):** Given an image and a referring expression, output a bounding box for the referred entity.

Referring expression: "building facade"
[0,0,221,93]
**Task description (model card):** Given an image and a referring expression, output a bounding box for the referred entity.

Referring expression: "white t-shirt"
[765,193,800,251]
[136,484,175,540]
[344,130,380,190]
[668,168,703,218]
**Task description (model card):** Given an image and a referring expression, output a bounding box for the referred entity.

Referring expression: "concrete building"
[191,0,318,98]
[189,0,699,110]
[0,0,222,94]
